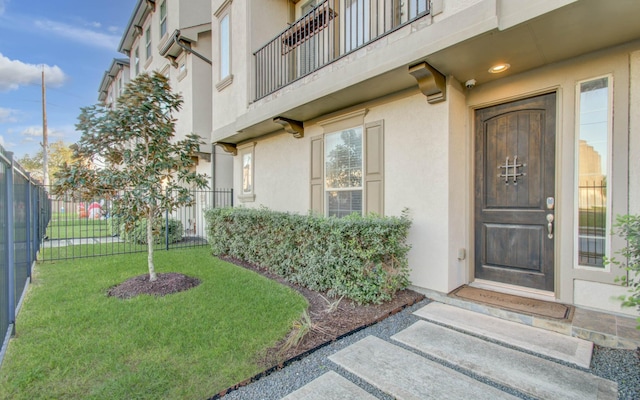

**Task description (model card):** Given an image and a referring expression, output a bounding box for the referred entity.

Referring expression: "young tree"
[54,72,208,281]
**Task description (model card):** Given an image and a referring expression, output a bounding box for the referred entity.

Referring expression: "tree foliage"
[53,72,208,281]
[607,214,640,328]
[17,140,73,183]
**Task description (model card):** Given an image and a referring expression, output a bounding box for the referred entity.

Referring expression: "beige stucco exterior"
[209,0,640,316]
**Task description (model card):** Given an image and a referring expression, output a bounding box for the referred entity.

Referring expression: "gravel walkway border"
[214,299,640,400]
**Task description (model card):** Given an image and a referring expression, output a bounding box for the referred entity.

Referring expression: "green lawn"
[45,214,112,240]
[0,247,308,399]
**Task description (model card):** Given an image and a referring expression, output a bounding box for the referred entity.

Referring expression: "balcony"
[254,0,429,101]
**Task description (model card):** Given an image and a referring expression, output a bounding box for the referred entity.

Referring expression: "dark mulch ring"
[218,256,425,367]
[107,272,201,299]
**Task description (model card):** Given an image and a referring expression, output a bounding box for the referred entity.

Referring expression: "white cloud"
[21,125,72,142]
[0,107,19,123]
[107,26,120,33]
[0,53,66,92]
[0,0,8,16]
[21,126,42,138]
[0,135,4,147]
[34,19,120,50]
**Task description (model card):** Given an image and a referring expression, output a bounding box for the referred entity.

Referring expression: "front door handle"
[546,214,554,239]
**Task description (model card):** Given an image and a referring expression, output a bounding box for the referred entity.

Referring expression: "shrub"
[606,214,640,327]
[120,218,184,245]
[205,207,412,304]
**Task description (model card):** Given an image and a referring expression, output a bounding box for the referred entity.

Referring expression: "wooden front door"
[474,93,556,291]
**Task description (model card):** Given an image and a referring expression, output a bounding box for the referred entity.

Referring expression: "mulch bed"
[107,272,201,299]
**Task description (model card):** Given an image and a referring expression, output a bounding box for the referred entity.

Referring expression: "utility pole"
[42,66,49,186]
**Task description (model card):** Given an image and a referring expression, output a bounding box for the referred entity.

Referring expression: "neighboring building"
[99,0,233,236]
[211,0,640,316]
[98,58,130,109]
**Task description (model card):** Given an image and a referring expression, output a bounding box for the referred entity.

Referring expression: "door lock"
[546,197,555,210]
[546,214,554,239]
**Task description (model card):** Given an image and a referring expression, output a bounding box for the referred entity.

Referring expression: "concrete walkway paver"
[281,371,377,400]
[392,321,617,400]
[414,302,593,368]
[328,335,519,400]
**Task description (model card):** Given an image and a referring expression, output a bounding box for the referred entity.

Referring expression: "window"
[134,48,140,75]
[238,143,256,202]
[177,55,187,81]
[159,1,167,38]
[219,13,230,79]
[408,0,429,19]
[576,76,612,268]
[145,27,152,59]
[325,127,363,217]
[345,0,370,52]
[118,75,124,96]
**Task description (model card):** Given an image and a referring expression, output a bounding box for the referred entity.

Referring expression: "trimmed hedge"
[205,207,412,304]
[120,218,184,245]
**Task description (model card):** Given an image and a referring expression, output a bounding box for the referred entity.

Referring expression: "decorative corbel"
[273,117,304,138]
[408,62,446,104]
[133,25,143,37]
[216,142,237,156]
[145,0,156,11]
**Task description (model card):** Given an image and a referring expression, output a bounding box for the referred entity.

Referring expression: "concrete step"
[328,335,519,399]
[414,302,593,368]
[392,321,617,400]
[281,371,378,400]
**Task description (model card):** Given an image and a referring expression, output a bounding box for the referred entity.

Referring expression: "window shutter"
[310,135,324,214]
[364,120,384,215]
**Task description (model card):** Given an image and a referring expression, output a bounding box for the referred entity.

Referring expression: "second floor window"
[160,1,167,37]
[345,0,370,52]
[145,27,152,59]
[134,48,140,75]
[220,14,230,79]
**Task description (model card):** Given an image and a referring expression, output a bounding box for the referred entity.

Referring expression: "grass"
[45,213,111,240]
[0,247,308,399]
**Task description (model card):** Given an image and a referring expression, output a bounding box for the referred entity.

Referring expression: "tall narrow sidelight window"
[325,127,363,217]
[576,76,612,268]
[220,14,230,79]
[160,1,167,37]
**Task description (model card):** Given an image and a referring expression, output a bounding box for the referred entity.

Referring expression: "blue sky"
[0,0,133,159]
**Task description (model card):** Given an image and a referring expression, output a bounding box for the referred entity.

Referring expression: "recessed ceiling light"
[488,63,511,74]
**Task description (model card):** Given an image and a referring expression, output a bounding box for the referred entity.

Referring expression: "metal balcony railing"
[254,0,429,101]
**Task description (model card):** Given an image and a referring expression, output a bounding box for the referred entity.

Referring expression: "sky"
[0,0,134,159]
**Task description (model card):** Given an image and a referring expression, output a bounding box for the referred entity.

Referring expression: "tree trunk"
[147,210,157,282]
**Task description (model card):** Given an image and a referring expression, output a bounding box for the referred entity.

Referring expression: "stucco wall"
[230,89,455,293]
[630,50,640,215]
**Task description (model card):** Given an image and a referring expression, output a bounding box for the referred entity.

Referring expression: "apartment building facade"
[98,58,130,108]
[210,0,640,316]
[98,0,233,236]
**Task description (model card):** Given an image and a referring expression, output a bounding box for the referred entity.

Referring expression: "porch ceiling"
[220,0,640,144]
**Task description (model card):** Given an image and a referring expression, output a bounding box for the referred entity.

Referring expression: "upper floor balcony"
[254,0,429,101]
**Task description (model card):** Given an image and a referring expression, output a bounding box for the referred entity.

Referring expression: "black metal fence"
[254,0,429,100]
[1,148,51,366]
[578,180,607,267]
[39,188,233,262]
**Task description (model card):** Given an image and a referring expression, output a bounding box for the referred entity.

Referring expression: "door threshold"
[470,280,556,302]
